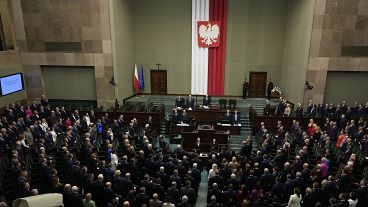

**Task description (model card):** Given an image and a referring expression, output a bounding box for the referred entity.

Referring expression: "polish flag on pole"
[133,64,140,93]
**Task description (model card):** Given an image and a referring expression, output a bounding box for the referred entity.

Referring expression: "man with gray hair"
[70,186,83,207]
[191,163,201,185]
[178,195,191,207]
[149,193,163,207]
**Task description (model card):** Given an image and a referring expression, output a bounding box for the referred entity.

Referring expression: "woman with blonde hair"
[288,188,301,207]
[229,157,240,170]
[83,193,96,207]
[208,163,218,179]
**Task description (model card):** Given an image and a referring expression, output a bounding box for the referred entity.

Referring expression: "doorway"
[249,72,267,98]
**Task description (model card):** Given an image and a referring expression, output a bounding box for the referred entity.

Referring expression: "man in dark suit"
[207,183,223,203]
[152,178,165,201]
[136,187,149,206]
[191,163,201,185]
[224,110,231,122]
[70,186,84,207]
[180,180,196,205]
[203,95,211,106]
[94,174,105,207]
[356,180,368,207]
[167,182,180,205]
[267,81,273,99]
[222,184,238,206]
[103,182,115,205]
[209,172,224,190]
[264,100,271,116]
[243,80,249,99]
[181,110,189,123]
[171,109,181,124]
[295,103,303,118]
[193,138,202,153]
[175,96,183,108]
[231,110,240,125]
[259,168,273,192]
[272,177,284,203]
[282,174,294,203]
[156,167,169,189]
[40,94,48,107]
[186,95,195,109]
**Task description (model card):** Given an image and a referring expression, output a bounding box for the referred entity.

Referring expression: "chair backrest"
[219,99,227,108]
[229,99,237,109]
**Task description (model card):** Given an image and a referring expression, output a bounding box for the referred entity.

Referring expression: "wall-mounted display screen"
[0,73,24,96]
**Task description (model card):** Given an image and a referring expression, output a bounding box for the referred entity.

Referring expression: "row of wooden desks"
[181,125,230,152]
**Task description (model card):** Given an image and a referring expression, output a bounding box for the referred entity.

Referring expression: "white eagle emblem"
[199,23,220,46]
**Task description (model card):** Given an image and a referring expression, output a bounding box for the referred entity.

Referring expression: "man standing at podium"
[181,110,189,123]
[231,110,240,125]
[171,109,181,124]
[203,95,211,106]
[224,110,231,121]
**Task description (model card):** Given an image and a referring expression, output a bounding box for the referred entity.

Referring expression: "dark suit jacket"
[186,98,195,109]
[180,186,196,205]
[231,113,240,124]
[175,98,184,108]
[167,187,180,204]
[203,97,211,106]
[207,188,223,203]
[191,168,201,185]
[181,113,189,123]
[136,193,149,206]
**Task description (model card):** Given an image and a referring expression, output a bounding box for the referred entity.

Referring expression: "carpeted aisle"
[195,170,208,206]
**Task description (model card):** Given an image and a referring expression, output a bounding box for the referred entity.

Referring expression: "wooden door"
[249,72,267,98]
[150,70,167,95]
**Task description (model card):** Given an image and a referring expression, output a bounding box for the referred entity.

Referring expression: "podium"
[150,70,167,95]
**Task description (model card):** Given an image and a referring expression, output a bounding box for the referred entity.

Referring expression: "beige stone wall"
[11,0,114,107]
[305,0,368,104]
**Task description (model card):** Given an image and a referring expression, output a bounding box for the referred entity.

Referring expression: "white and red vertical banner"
[191,0,227,96]
[191,0,209,95]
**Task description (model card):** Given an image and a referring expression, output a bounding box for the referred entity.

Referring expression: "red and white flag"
[191,0,228,96]
[133,64,140,93]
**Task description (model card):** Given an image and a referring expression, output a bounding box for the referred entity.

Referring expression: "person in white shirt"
[111,150,118,171]
[208,163,218,180]
[40,119,48,132]
[163,201,175,207]
[50,127,57,143]
[84,113,91,126]
[288,188,302,207]
[348,191,358,207]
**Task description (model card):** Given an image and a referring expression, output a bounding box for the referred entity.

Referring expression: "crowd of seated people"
[0,96,215,207]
